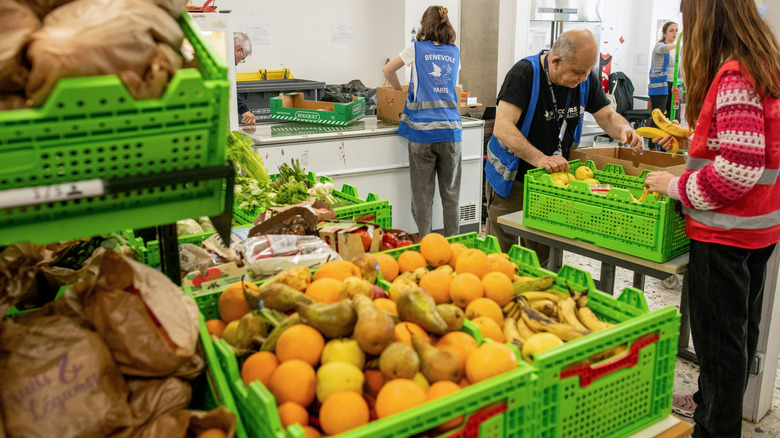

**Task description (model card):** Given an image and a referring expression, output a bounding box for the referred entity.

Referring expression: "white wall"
[401,0,462,84]
[217,0,405,86]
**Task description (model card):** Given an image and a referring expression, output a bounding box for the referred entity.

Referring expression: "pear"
[352,294,395,355]
[322,338,366,369]
[295,300,357,339]
[379,342,420,380]
[436,304,465,331]
[233,311,271,349]
[351,253,379,283]
[245,282,313,312]
[396,285,449,335]
[411,333,463,383]
[266,266,313,292]
[340,276,374,300]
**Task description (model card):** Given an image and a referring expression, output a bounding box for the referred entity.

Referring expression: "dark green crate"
[0,13,229,245]
[522,160,689,262]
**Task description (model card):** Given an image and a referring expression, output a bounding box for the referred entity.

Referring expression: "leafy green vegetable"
[274,180,311,205]
[234,174,274,212]
[277,158,312,188]
[227,131,270,182]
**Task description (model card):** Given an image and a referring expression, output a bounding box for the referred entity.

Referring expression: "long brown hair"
[417,5,456,45]
[681,0,780,127]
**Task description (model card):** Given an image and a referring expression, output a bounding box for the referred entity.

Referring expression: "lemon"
[575,166,594,180]
[316,362,364,402]
[521,332,564,364]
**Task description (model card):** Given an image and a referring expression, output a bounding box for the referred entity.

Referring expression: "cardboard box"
[376,85,464,124]
[318,222,383,260]
[569,147,687,177]
[270,93,365,126]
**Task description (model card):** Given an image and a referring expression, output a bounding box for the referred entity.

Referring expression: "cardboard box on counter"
[270,93,365,126]
[318,222,383,260]
[376,85,463,124]
[570,147,687,177]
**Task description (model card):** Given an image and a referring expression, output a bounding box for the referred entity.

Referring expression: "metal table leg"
[599,262,616,295]
[548,247,564,273]
[633,272,646,290]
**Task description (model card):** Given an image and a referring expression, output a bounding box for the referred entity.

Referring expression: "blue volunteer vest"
[485,50,590,198]
[648,51,670,96]
[397,41,462,143]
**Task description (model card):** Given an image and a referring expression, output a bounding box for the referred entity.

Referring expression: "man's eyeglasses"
[236,47,246,63]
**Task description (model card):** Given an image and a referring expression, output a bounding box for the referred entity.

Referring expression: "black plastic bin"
[238,79,326,123]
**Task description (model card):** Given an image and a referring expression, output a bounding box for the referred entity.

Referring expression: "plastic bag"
[177,219,204,236]
[238,235,341,278]
[179,243,215,273]
[198,216,216,233]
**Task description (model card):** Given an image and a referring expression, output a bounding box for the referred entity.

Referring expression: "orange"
[195,429,227,438]
[465,298,505,327]
[374,298,398,315]
[419,233,452,267]
[301,426,321,438]
[313,260,361,281]
[217,281,257,323]
[471,316,505,343]
[205,319,226,338]
[486,253,518,280]
[269,359,317,406]
[455,249,490,279]
[242,351,279,387]
[419,268,453,304]
[394,322,430,347]
[449,273,484,308]
[319,391,370,435]
[482,272,514,307]
[426,381,464,431]
[275,324,324,366]
[436,332,478,368]
[278,401,309,428]
[374,253,400,282]
[465,342,518,384]
[363,369,386,397]
[447,243,468,270]
[375,379,427,419]
[397,250,428,273]
[305,278,343,304]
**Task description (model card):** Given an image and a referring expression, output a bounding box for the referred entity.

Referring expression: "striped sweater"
[667,60,780,248]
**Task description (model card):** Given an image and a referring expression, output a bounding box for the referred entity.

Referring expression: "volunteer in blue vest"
[383,5,462,237]
[484,29,644,260]
[648,22,678,150]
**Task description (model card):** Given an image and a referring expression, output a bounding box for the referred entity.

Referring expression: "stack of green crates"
[523,160,689,262]
[0,13,229,246]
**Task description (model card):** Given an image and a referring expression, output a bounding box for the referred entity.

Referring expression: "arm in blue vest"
[591,105,644,154]
[494,100,570,173]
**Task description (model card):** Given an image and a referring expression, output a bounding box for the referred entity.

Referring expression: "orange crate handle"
[444,402,507,438]
[560,333,659,388]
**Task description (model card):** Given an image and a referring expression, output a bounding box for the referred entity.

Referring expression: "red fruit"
[381,242,396,251]
[372,285,388,299]
[382,233,399,248]
[353,229,372,252]
[397,240,414,247]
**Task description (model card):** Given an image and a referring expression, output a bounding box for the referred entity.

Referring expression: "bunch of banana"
[516,296,589,341]
[572,291,614,332]
[513,276,556,296]
[635,109,694,157]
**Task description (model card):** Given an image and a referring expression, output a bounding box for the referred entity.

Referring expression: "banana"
[576,306,614,331]
[635,127,669,139]
[638,187,650,203]
[530,299,557,318]
[652,108,694,137]
[515,316,537,340]
[557,297,590,332]
[588,345,627,363]
[519,290,568,303]
[513,276,556,296]
[502,300,517,316]
[503,317,523,344]
[517,297,588,341]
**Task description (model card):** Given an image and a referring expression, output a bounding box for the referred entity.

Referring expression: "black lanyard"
[543,54,573,154]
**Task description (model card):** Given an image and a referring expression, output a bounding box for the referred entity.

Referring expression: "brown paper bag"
[26,0,183,105]
[0,1,39,93]
[0,315,133,438]
[70,250,201,377]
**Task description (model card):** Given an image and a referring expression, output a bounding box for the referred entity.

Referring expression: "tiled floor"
[561,251,780,437]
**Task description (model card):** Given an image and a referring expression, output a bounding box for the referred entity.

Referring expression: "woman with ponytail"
[383,5,462,237]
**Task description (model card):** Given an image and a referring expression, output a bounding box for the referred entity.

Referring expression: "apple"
[372,285,388,300]
[321,338,366,369]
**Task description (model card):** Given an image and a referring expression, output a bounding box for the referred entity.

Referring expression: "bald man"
[484,29,643,260]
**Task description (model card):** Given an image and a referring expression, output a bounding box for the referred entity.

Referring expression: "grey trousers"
[408,141,462,237]
[484,180,550,266]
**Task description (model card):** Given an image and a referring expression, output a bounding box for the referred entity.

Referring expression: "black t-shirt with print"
[497,55,609,179]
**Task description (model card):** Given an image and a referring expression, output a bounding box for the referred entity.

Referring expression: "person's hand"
[241,111,256,125]
[535,154,569,173]
[644,171,675,196]
[621,128,644,154]
[653,133,690,152]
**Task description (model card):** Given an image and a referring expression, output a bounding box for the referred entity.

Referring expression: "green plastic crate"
[523,160,689,262]
[381,232,680,438]
[234,174,392,229]
[190,286,536,438]
[270,94,365,126]
[0,13,229,245]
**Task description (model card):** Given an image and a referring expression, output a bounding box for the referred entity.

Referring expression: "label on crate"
[0,180,105,209]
